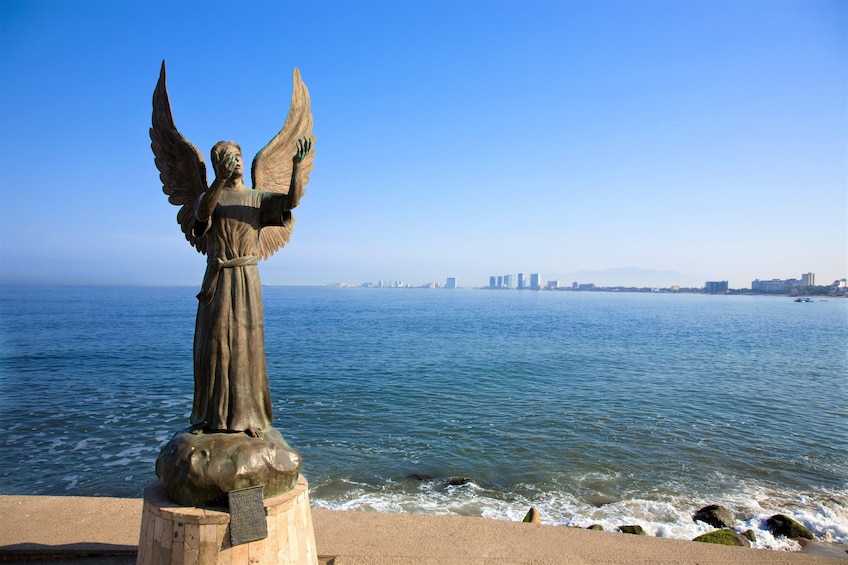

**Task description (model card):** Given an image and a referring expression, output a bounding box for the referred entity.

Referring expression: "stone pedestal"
[137,475,317,565]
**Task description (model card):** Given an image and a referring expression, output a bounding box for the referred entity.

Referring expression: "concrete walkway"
[1,495,846,564]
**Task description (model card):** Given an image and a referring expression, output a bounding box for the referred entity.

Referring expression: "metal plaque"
[227,486,268,545]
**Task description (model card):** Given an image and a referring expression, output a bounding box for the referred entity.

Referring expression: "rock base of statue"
[155,426,302,507]
[137,475,317,565]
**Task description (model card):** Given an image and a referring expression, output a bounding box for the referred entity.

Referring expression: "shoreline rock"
[766,514,814,540]
[693,528,751,547]
[693,504,735,529]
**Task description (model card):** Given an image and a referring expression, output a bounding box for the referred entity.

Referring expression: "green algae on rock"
[693,529,750,547]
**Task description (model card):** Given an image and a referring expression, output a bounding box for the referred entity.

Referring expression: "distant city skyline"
[323,269,843,291]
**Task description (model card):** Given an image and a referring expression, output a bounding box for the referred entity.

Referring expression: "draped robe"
[190,188,291,432]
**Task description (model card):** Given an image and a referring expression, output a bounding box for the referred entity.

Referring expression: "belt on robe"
[196,255,259,305]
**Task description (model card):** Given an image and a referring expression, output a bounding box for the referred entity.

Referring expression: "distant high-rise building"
[517,273,526,289]
[530,273,541,290]
[489,276,496,289]
[752,276,807,293]
[504,274,516,289]
[705,281,729,294]
[497,276,503,288]
[546,280,559,290]
[446,277,457,289]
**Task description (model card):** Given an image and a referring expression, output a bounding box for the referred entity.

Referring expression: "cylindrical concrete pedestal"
[137,475,317,565]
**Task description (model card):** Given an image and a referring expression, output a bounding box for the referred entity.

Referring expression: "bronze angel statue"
[151,61,315,438]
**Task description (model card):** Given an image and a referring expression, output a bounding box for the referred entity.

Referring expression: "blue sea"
[1,285,846,550]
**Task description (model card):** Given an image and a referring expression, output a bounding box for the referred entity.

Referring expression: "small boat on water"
[794,297,813,302]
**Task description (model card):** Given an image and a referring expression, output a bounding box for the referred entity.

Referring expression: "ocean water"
[1,285,846,550]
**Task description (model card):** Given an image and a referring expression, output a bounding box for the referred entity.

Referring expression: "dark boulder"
[587,524,604,531]
[766,514,813,540]
[693,504,735,529]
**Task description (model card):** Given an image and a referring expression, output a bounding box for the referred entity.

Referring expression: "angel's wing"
[150,61,209,254]
[251,68,316,260]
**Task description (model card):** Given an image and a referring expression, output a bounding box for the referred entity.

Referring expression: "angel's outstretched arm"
[287,137,312,209]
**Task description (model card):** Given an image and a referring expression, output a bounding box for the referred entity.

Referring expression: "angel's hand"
[292,137,312,164]
[214,150,238,180]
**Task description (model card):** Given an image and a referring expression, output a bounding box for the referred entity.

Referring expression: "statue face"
[211,141,244,179]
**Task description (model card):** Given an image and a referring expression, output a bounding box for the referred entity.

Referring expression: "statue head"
[211,141,244,178]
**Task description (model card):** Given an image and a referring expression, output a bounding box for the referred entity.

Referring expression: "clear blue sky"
[1,0,845,288]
